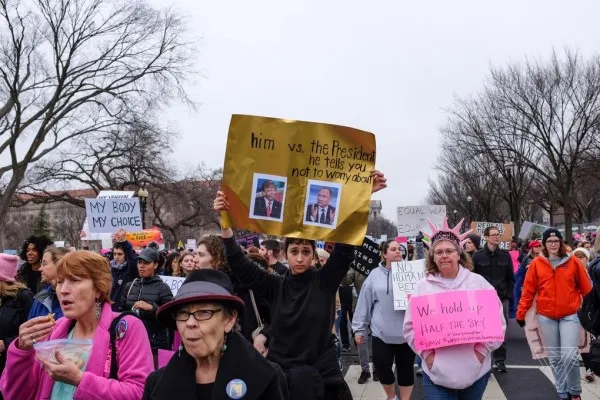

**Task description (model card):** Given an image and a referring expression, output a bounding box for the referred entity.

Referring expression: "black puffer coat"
[121,276,173,350]
[0,287,34,376]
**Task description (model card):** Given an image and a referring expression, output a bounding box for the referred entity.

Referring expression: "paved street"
[342,320,600,399]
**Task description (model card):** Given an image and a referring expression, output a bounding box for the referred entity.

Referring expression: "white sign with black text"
[85,198,142,233]
[391,259,426,310]
[159,275,186,296]
[396,205,446,237]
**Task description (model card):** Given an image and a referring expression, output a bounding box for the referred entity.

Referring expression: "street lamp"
[466,196,473,223]
[137,187,149,229]
[453,209,458,225]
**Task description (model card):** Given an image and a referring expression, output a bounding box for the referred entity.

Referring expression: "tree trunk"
[563,196,574,245]
[0,167,27,250]
[513,199,521,239]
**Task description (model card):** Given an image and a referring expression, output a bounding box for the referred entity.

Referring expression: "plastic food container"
[34,339,93,368]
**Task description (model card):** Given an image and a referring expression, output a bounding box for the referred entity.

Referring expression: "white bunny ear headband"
[423,216,473,249]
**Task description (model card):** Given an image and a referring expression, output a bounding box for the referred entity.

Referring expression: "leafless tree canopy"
[148,166,222,245]
[0,0,195,247]
[367,216,398,239]
[429,50,600,240]
[23,116,177,204]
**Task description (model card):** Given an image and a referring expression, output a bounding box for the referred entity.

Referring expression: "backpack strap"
[109,311,139,380]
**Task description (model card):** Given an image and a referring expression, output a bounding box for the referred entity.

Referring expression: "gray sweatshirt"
[352,264,407,344]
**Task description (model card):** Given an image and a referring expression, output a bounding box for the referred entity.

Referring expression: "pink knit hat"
[0,254,19,283]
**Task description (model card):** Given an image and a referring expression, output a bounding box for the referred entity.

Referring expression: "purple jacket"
[0,302,153,400]
[403,266,506,390]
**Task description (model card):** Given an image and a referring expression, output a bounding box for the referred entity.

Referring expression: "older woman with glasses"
[517,228,592,400]
[143,269,287,400]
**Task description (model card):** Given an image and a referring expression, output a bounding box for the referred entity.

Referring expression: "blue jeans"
[423,371,490,399]
[537,313,582,398]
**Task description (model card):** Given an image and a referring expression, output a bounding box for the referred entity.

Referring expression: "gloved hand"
[516,319,526,328]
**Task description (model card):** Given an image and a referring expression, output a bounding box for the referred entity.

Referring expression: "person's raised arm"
[319,170,387,290]
[214,191,280,301]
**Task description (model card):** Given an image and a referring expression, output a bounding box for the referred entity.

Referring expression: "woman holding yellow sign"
[214,170,387,400]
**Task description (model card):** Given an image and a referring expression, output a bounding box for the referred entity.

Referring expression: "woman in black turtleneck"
[213,171,387,400]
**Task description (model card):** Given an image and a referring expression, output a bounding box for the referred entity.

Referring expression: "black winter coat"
[0,287,34,375]
[472,246,515,300]
[17,263,47,294]
[142,331,288,400]
[120,276,173,350]
[110,240,139,311]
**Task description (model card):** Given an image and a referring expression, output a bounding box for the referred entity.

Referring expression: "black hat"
[467,234,481,250]
[138,247,160,263]
[542,228,563,245]
[156,269,244,329]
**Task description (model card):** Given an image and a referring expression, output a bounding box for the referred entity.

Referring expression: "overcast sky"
[151,0,600,221]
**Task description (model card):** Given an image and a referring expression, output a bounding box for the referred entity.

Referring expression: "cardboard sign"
[159,275,186,296]
[81,191,136,246]
[85,198,142,233]
[126,227,164,248]
[186,239,197,251]
[350,237,381,277]
[391,259,426,310]
[524,300,547,359]
[470,222,514,250]
[519,221,549,241]
[221,114,376,246]
[397,205,446,237]
[410,289,504,351]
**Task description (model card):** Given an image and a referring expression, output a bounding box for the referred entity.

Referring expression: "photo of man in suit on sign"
[253,179,283,219]
[305,186,337,225]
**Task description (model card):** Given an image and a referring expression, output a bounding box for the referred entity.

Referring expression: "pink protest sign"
[410,289,504,351]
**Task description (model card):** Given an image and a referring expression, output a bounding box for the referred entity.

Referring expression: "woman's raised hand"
[213,191,230,212]
[371,170,387,194]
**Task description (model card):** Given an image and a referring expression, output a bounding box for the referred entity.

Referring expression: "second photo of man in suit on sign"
[304,180,342,228]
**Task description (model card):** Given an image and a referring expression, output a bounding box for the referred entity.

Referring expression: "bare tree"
[51,206,86,247]
[427,139,511,225]
[367,216,398,239]
[0,0,194,247]
[147,166,222,245]
[22,116,176,204]
[438,50,600,241]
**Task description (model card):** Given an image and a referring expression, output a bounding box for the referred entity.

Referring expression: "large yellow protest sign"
[221,115,376,245]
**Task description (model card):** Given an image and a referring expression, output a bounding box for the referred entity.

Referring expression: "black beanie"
[467,234,481,249]
[542,228,563,244]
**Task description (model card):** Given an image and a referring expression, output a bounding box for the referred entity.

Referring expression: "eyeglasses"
[433,249,457,257]
[545,240,561,245]
[487,234,501,237]
[173,309,223,322]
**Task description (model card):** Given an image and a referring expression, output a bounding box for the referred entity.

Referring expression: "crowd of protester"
[2,169,600,400]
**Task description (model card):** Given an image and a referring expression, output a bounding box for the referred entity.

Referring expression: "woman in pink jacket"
[0,250,154,400]
[403,218,506,399]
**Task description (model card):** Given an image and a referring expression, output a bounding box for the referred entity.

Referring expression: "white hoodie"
[403,266,506,390]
